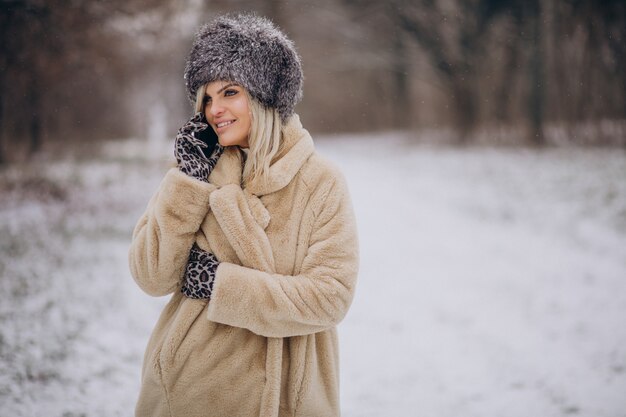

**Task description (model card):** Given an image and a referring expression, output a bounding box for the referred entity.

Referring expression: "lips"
[215,119,236,131]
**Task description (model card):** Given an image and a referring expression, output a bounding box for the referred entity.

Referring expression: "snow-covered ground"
[1,134,625,417]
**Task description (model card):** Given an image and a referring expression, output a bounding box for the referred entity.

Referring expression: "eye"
[224,89,238,97]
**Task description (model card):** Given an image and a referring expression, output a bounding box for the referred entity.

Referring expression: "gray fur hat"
[183,13,303,123]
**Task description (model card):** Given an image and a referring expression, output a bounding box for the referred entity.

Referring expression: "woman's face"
[203,80,251,148]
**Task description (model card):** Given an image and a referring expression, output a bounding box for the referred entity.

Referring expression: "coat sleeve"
[128,167,216,297]
[206,175,360,337]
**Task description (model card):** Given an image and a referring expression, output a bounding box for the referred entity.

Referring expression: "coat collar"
[208,113,315,197]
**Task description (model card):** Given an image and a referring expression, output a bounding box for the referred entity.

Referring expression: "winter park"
[1,2,626,417]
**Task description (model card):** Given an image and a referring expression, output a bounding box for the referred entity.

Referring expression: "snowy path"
[1,136,625,416]
[329,138,626,417]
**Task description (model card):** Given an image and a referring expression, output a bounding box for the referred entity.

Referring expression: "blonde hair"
[194,82,283,187]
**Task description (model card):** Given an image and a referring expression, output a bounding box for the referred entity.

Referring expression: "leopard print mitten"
[174,112,224,182]
[181,243,220,299]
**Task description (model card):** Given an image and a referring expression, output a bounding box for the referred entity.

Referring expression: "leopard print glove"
[174,112,224,182]
[181,243,220,299]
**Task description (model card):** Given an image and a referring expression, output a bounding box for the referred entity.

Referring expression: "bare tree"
[0,0,176,162]
[387,0,523,141]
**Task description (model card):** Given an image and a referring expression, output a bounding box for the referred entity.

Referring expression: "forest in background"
[1,0,625,163]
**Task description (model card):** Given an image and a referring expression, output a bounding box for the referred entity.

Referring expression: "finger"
[176,130,206,149]
[179,121,208,135]
[181,142,210,163]
[179,113,208,133]
[187,135,207,148]
[187,122,209,133]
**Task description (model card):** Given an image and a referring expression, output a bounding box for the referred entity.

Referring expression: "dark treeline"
[1,0,625,163]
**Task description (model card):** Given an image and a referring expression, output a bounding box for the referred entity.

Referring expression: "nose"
[206,98,225,118]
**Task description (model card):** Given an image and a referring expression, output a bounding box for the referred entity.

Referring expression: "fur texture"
[128,113,359,417]
[183,13,303,123]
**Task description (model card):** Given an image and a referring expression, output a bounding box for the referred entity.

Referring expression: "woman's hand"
[174,112,224,182]
[181,243,220,299]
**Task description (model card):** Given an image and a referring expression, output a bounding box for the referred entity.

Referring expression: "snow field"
[1,135,625,416]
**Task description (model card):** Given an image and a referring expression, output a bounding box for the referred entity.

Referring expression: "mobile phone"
[194,113,219,158]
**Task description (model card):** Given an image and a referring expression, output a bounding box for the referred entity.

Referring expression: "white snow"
[1,134,625,416]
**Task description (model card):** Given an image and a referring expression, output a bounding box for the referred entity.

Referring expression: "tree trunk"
[29,82,43,156]
[495,13,524,125]
[451,80,478,143]
[527,0,545,146]
[391,28,412,129]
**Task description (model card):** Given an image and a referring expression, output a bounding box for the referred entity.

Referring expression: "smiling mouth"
[216,120,236,129]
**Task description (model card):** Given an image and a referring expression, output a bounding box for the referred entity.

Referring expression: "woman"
[128,13,359,417]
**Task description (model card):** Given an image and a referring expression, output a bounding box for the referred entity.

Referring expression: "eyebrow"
[205,83,238,97]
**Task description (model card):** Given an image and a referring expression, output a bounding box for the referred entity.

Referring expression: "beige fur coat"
[128,114,359,417]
